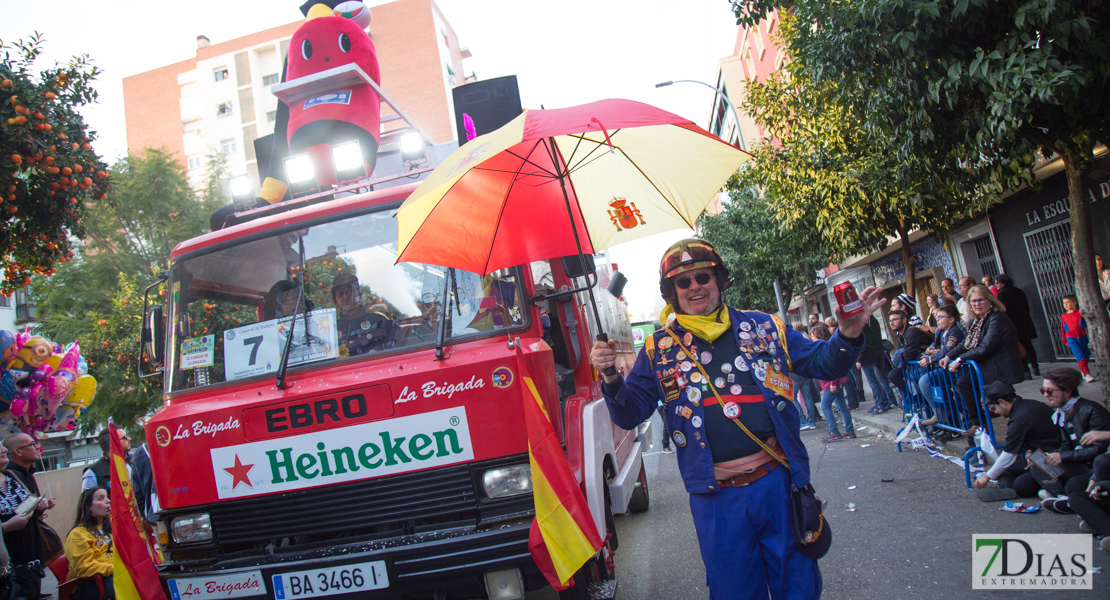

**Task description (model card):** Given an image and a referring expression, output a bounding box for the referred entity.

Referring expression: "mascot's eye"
[338,33,352,53]
[301,39,313,60]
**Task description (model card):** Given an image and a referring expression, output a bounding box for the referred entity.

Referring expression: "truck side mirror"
[561,254,595,278]
[138,276,167,379]
[606,271,628,298]
[145,305,165,365]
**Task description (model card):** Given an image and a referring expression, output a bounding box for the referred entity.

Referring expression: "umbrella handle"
[597,332,617,377]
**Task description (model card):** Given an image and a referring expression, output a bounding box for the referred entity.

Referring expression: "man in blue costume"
[591,238,884,599]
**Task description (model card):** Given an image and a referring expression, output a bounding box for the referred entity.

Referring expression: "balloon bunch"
[0,328,97,437]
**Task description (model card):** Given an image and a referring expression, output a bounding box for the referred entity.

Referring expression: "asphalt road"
[528,411,1110,599]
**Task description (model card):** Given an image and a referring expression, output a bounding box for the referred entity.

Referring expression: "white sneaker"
[1084,374,1096,383]
[661,446,674,455]
[1101,536,1110,552]
[1038,489,1053,500]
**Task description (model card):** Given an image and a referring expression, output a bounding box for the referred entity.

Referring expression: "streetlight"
[655,80,746,151]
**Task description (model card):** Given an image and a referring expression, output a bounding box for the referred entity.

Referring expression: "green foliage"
[32,148,224,433]
[731,1,1033,296]
[732,0,1110,394]
[699,172,834,313]
[81,272,161,434]
[0,33,110,294]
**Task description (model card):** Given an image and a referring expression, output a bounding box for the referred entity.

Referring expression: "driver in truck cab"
[331,272,397,355]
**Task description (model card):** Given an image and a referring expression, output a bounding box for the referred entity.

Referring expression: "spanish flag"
[516,346,603,590]
[109,423,167,600]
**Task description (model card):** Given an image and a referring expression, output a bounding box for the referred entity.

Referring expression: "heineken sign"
[210,407,473,499]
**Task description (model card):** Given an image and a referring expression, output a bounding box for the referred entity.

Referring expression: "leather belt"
[716,460,779,488]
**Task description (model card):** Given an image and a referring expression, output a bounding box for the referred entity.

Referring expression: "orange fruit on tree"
[73,164,82,173]
[43,124,51,132]
[10,154,21,165]
[43,91,55,100]
[61,167,71,175]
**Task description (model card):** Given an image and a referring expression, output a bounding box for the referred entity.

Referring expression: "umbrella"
[395,98,751,349]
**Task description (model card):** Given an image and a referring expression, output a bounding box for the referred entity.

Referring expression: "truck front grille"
[209,464,478,552]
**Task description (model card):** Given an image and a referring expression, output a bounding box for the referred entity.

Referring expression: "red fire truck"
[140,170,651,599]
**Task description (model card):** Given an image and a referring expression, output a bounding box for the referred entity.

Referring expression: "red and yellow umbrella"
[395,98,751,274]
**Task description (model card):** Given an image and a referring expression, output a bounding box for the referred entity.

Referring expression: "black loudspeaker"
[452,75,523,142]
[254,134,274,181]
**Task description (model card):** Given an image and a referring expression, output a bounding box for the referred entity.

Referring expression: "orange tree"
[0,33,109,294]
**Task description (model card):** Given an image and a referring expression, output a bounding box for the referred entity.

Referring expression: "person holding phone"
[0,439,51,599]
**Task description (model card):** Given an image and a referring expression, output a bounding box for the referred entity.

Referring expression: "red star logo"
[223,455,254,489]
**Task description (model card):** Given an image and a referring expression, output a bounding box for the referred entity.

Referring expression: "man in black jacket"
[887,309,933,411]
[974,382,1062,501]
[995,274,1040,378]
[1038,367,1110,513]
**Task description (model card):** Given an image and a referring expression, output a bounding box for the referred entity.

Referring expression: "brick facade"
[122,0,464,173]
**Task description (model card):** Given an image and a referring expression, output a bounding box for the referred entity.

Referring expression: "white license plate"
[271,561,388,599]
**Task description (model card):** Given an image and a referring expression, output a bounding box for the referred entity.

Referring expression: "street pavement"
[526,361,1109,599]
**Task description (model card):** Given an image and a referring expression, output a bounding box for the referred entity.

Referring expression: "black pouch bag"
[790,483,831,560]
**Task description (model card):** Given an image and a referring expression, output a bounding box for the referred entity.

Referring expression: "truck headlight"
[170,513,212,544]
[482,464,532,499]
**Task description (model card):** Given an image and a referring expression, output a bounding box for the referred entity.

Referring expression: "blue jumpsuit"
[602,307,861,599]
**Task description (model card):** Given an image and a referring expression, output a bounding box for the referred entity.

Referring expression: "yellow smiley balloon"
[70,374,97,407]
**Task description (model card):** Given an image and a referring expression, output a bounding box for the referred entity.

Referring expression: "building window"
[216,101,233,118]
[0,294,9,308]
[214,68,229,82]
[14,287,35,323]
[188,156,202,170]
[263,73,280,85]
[446,64,456,86]
[266,110,277,123]
[221,139,237,155]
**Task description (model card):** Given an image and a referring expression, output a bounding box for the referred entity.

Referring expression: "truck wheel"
[626,462,649,513]
[558,479,618,600]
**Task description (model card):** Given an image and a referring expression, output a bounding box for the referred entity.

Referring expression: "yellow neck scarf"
[661,304,731,343]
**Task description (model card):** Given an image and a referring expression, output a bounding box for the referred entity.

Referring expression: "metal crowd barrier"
[895,360,999,487]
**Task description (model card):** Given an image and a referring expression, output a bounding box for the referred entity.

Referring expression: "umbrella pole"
[549,137,616,376]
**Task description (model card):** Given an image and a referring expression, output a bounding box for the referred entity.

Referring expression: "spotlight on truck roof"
[283,152,317,197]
[401,132,426,163]
[230,175,252,202]
[331,140,366,184]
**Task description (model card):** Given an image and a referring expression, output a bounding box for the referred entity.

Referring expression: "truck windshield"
[166,207,526,392]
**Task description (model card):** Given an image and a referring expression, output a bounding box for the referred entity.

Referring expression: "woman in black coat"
[995,273,1039,377]
[939,285,1023,432]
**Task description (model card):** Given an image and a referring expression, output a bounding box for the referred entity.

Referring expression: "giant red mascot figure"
[212,1,381,229]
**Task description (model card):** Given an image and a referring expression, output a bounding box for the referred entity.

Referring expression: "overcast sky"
[1,0,741,321]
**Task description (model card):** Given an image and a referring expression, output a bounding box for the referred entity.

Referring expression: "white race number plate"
[271,560,388,599]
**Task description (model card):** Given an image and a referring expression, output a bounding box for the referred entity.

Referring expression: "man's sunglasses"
[674,273,712,290]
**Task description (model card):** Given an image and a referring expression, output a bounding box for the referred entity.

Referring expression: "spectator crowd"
[0,427,155,600]
[793,274,1110,552]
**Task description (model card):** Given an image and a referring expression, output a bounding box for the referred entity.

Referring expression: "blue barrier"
[894,360,998,487]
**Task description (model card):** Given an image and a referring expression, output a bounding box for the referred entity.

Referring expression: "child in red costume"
[1060,295,1095,382]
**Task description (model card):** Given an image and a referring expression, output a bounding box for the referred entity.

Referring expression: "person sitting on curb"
[1037,367,1110,514]
[974,381,1062,501]
[1070,430,1110,551]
